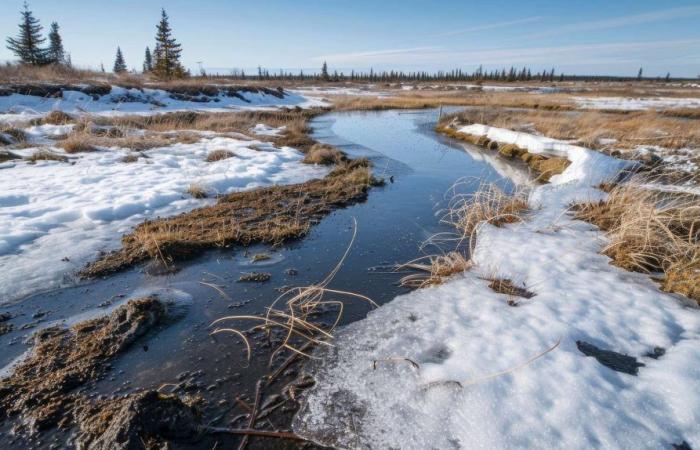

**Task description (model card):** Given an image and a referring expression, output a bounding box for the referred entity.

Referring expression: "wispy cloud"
[310,39,700,68]
[432,16,542,37]
[522,6,700,40]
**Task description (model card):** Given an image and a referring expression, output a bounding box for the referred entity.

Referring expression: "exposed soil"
[576,340,645,376]
[0,297,165,433]
[81,159,382,277]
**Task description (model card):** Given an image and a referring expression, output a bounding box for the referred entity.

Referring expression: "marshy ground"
[1,77,699,448]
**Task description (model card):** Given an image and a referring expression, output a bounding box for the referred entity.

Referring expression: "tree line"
[5,2,186,80]
[5,2,687,83]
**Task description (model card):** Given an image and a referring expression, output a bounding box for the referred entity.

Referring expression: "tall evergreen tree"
[46,22,65,64]
[321,61,329,81]
[113,47,127,73]
[152,9,184,79]
[6,2,47,65]
[143,46,153,72]
[637,67,643,80]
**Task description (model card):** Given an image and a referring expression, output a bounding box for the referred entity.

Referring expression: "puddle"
[0,109,528,448]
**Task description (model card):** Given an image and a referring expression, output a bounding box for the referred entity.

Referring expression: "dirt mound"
[0,297,165,431]
[74,391,202,450]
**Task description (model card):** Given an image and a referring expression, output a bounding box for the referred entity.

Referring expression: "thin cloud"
[433,16,543,37]
[310,39,700,68]
[523,6,700,40]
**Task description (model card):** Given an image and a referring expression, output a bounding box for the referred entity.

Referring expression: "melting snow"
[575,96,700,110]
[294,125,700,449]
[0,137,328,303]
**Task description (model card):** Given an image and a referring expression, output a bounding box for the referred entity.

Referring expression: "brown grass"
[205,149,235,162]
[0,126,27,144]
[36,110,75,125]
[442,108,700,151]
[57,134,98,153]
[446,181,529,241]
[487,278,535,304]
[330,91,575,112]
[575,181,700,304]
[186,183,208,198]
[302,143,347,165]
[26,149,68,163]
[398,252,472,288]
[81,159,380,277]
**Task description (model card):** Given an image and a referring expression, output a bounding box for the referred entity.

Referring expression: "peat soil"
[0,109,526,448]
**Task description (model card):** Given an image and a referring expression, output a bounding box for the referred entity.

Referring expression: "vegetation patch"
[26,149,68,163]
[205,149,235,162]
[186,183,208,198]
[487,278,535,304]
[81,159,381,277]
[36,110,74,125]
[0,297,164,432]
[574,183,700,304]
[302,143,347,165]
[0,126,27,144]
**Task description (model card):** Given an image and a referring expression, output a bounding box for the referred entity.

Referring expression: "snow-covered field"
[0,85,324,124]
[295,125,700,449]
[576,96,700,110]
[0,130,328,303]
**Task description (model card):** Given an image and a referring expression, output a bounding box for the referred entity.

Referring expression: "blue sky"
[1,0,699,77]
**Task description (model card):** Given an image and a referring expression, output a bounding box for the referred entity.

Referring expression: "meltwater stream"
[0,109,529,448]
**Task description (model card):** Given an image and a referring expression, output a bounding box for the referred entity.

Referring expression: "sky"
[1,0,699,77]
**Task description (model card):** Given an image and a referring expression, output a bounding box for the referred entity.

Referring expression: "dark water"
[0,109,527,448]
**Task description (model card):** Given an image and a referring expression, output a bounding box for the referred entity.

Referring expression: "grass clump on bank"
[26,149,68,163]
[575,182,700,304]
[81,159,381,277]
[302,143,347,165]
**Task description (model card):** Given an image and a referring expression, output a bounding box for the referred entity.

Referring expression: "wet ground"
[0,108,527,448]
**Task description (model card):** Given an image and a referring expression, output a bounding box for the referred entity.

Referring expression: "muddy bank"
[0,298,164,433]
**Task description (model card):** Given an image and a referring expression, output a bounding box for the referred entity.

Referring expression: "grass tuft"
[205,149,235,162]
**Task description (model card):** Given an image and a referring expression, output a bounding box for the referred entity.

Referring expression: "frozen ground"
[0,86,324,124]
[575,96,700,110]
[0,131,328,303]
[294,125,700,449]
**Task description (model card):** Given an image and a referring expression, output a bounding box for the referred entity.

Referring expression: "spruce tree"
[6,2,48,65]
[143,46,153,72]
[152,9,184,79]
[46,22,65,65]
[113,47,127,73]
[321,61,329,81]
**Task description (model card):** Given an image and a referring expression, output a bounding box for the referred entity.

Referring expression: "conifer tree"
[46,22,65,64]
[143,46,153,72]
[6,2,48,65]
[113,46,127,73]
[152,9,185,79]
[321,61,329,81]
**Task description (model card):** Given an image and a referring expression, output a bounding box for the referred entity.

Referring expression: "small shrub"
[58,137,97,153]
[186,183,208,199]
[205,149,234,162]
[121,154,139,163]
[41,110,74,125]
[302,144,347,165]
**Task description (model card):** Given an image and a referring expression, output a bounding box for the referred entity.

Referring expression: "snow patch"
[0,137,328,303]
[294,125,699,449]
[575,96,700,110]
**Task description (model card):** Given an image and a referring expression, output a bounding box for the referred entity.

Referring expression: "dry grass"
[36,110,75,125]
[212,220,376,365]
[575,181,700,304]
[81,159,379,277]
[302,144,347,165]
[205,149,235,162]
[0,126,27,144]
[57,125,196,152]
[26,149,68,163]
[57,134,98,153]
[0,63,105,83]
[442,108,700,151]
[398,252,472,288]
[446,181,530,241]
[330,91,575,112]
[120,153,139,163]
[486,278,535,305]
[186,183,208,199]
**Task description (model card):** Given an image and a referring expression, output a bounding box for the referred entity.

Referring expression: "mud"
[0,297,165,432]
